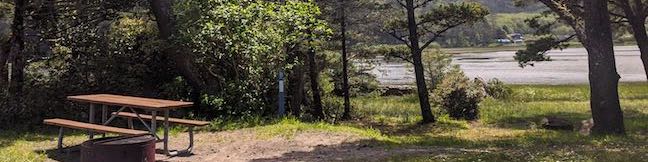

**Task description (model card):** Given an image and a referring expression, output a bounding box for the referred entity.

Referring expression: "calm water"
[371,46,646,85]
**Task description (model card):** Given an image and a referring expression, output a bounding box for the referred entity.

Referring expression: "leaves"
[173,0,332,117]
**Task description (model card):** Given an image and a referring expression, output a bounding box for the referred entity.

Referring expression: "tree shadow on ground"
[38,145,188,162]
[487,108,647,132]
[486,112,590,130]
[248,133,645,162]
[39,146,81,162]
[249,127,647,162]
[248,138,488,162]
[0,126,57,149]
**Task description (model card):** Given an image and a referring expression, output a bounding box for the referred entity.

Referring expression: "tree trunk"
[289,62,306,117]
[0,42,7,84]
[6,0,26,95]
[583,0,626,135]
[148,0,205,108]
[617,0,648,81]
[405,0,435,124]
[339,0,352,120]
[628,19,648,81]
[307,47,325,120]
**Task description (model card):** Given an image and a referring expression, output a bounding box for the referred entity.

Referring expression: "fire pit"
[80,134,156,162]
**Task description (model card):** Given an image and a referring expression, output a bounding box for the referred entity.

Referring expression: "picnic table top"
[67,94,193,110]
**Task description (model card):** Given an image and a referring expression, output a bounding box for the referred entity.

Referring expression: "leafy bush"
[432,69,486,120]
[484,78,512,99]
[322,96,345,122]
[423,49,455,90]
[174,0,331,118]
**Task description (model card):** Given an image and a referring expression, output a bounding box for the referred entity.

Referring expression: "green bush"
[484,78,512,99]
[322,96,345,122]
[174,0,331,118]
[432,69,486,120]
[423,49,455,90]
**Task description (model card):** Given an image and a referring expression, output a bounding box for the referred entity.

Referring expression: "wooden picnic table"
[67,94,194,155]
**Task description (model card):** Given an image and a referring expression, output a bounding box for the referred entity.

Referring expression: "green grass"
[1,83,647,162]
[349,83,648,161]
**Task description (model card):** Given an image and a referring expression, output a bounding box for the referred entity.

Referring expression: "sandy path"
[157,130,372,161]
[42,129,485,162]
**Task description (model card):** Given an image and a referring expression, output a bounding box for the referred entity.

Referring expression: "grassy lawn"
[1,83,647,162]
[352,83,647,161]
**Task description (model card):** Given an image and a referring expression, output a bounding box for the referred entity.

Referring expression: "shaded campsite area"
[2,0,648,161]
[2,84,646,161]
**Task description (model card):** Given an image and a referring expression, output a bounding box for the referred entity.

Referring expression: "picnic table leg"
[57,127,64,150]
[101,105,107,137]
[164,110,170,155]
[89,104,95,140]
[150,111,157,136]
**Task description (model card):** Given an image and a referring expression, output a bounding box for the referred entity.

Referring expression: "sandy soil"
[157,129,382,162]
[42,129,484,162]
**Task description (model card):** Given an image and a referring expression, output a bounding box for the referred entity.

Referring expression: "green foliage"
[432,69,486,120]
[356,44,411,62]
[417,2,490,30]
[422,49,455,90]
[1,84,647,161]
[384,2,489,47]
[514,35,573,67]
[0,11,181,126]
[173,0,331,118]
[484,78,513,99]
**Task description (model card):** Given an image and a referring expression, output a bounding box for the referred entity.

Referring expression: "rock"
[540,117,574,130]
[579,118,594,136]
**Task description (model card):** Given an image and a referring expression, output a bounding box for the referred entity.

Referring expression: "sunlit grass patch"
[251,117,389,141]
[0,141,47,162]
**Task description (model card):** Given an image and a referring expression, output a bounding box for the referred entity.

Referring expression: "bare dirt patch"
[41,129,484,162]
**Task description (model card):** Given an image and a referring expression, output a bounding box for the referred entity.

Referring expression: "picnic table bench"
[44,94,207,156]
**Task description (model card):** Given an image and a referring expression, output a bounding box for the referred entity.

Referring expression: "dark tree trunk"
[405,0,435,124]
[289,62,306,117]
[631,22,648,81]
[617,0,648,81]
[339,0,352,120]
[148,0,205,108]
[0,42,7,83]
[583,0,626,135]
[307,47,325,120]
[6,0,26,95]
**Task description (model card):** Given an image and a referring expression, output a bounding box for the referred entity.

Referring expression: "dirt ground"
[42,129,481,162]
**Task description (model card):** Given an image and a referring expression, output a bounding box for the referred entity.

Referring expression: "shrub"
[484,78,512,99]
[423,49,455,90]
[322,96,345,122]
[432,69,486,120]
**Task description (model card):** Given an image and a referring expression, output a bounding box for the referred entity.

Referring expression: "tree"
[584,0,626,135]
[316,0,380,120]
[516,0,648,80]
[336,0,352,120]
[610,0,648,80]
[385,0,488,123]
[1,0,25,95]
[173,0,331,118]
[148,0,206,112]
[517,0,626,135]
